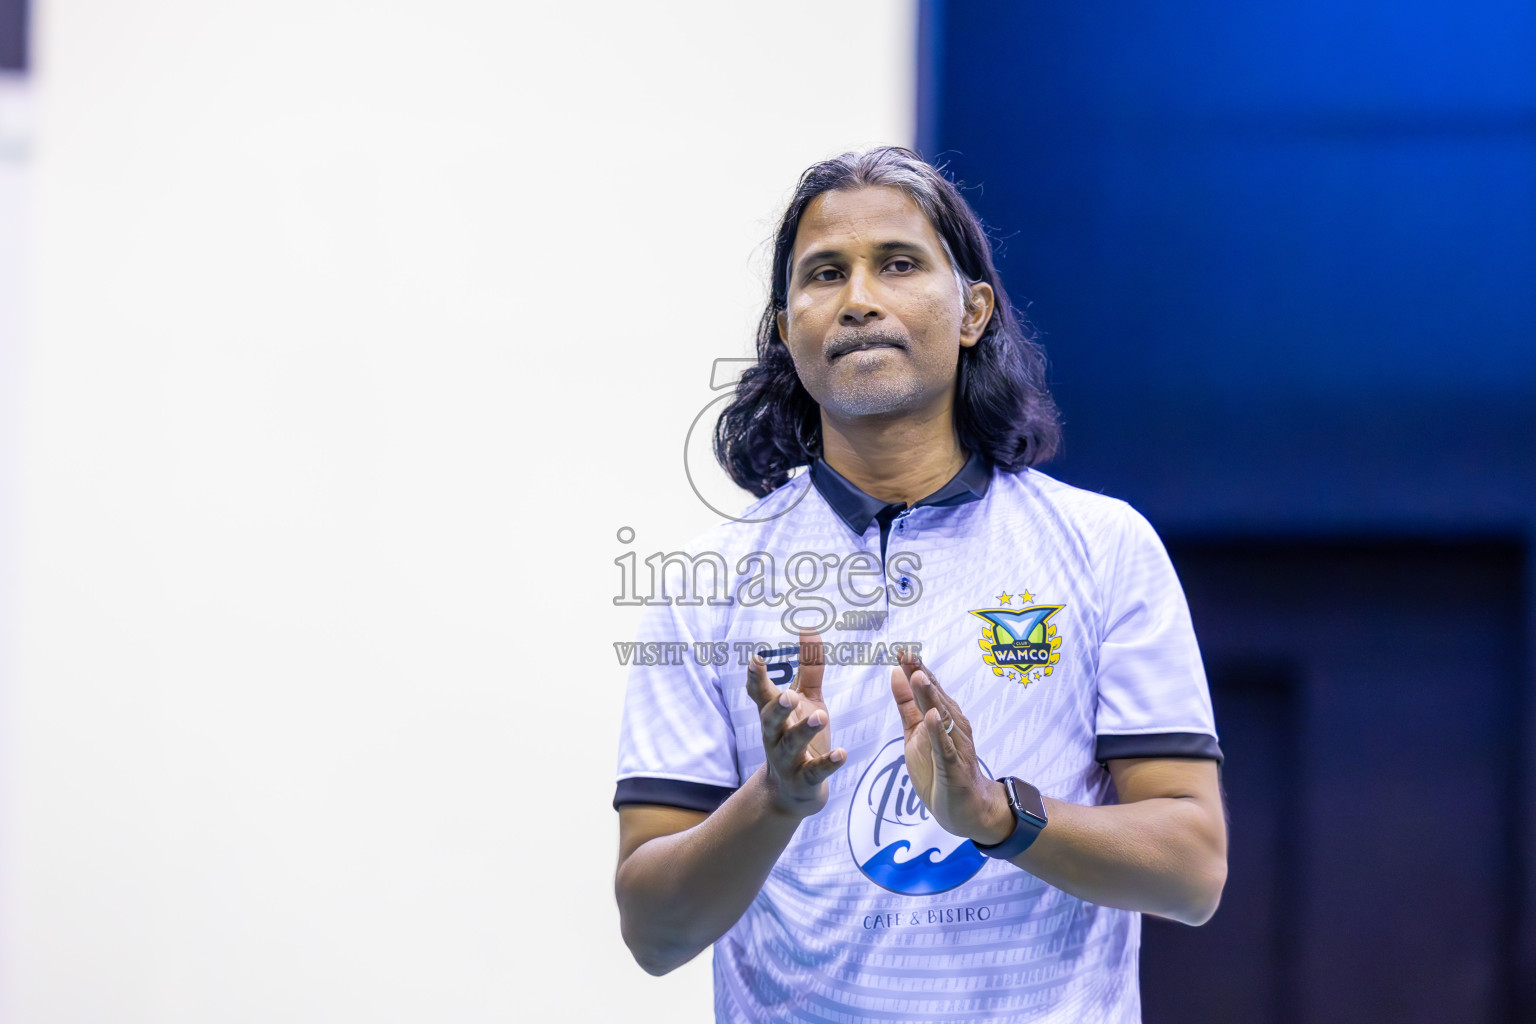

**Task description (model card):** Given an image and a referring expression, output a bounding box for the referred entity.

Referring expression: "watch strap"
[973,776,1047,860]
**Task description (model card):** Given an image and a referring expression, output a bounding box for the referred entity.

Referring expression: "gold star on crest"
[1018,590,1035,604]
[997,592,1012,604]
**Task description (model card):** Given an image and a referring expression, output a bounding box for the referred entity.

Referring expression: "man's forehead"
[792,186,943,260]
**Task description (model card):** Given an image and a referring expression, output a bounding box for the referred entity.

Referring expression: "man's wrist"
[755,764,822,821]
[969,779,1016,846]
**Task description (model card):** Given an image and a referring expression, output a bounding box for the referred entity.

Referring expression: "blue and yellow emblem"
[971,591,1063,684]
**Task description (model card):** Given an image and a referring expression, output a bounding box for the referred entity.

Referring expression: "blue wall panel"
[0,0,26,72]
[923,1,1536,531]
[923,3,1536,1017]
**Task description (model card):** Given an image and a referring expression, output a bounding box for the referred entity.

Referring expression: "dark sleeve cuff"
[613,776,738,813]
[1095,732,1224,766]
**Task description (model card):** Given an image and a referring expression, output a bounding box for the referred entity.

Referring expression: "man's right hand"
[746,629,847,817]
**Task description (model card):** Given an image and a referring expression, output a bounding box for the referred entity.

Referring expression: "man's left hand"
[890,648,1013,845]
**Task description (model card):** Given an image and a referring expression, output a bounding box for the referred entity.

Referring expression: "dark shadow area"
[0,0,26,72]
[1143,537,1527,1023]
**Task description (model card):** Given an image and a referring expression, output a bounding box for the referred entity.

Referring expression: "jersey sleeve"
[1092,503,1223,765]
[612,580,742,814]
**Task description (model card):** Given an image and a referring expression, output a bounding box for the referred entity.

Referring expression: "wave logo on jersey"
[847,737,989,894]
[971,597,1063,685]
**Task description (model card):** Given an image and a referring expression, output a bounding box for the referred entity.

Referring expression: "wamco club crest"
[970,589,1063,686]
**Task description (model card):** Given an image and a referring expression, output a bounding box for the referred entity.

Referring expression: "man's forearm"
[976,774,1227,925]
[1020,795,1225,924]
[616,766,808,975]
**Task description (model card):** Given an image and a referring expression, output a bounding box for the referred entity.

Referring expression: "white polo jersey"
[613,454,1221,1024]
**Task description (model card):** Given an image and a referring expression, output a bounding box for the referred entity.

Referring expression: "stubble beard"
[822,371,927,418]
[815,327,932,418]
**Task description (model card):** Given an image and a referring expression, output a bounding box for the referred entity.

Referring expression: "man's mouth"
[828,334,906,360]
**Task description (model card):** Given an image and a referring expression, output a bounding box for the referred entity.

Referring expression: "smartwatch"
[972,776,1048,859]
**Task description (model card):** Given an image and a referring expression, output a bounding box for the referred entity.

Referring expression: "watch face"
[1010,777,1048,824]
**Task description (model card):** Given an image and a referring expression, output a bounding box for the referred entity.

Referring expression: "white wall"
[0,60,32,1024]
[6,2,915,1021]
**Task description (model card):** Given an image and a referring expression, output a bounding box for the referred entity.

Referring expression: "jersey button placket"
[887,508,916,637]
[869,520,891,629]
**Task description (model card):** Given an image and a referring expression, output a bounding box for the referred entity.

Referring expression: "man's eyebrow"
[793,239,932,274]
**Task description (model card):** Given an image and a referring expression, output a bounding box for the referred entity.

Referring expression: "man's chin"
[818,382,930,420]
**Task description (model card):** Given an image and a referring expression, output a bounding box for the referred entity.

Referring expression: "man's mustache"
[826,329,910,359]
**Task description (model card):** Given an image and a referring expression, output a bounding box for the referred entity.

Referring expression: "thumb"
[793,628,826,699]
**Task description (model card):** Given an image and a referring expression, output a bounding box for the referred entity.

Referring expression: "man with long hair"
[613,146,1226,1023]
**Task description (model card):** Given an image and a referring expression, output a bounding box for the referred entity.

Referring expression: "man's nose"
[838,265,884,325]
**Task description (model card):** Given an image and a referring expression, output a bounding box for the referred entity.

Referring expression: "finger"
[908,668,939,719]
[912,669,974,750]
[745,651,783,711]
[911,664,961,720]
[928,670,961,712]
[924,707,961,765]
[777,703,828,757]
[760,686,799,746]
[792,629,825,699]
[890,665,924,733]
[905,650,944,695]
[799,746,848,786]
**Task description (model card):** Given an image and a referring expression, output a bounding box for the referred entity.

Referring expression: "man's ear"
[959,281,995,348]
[776,309,789,345]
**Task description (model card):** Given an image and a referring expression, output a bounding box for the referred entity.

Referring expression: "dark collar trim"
[810,451,992,536]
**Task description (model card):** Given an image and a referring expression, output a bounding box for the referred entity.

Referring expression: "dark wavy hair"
[713,146,1061,498]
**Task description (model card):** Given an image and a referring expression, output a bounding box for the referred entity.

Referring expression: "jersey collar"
[809,450,992,537]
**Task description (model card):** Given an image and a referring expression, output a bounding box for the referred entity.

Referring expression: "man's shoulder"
[670,471,820,555]
[992,464,1141,533]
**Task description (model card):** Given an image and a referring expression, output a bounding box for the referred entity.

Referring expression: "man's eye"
[886,258,916,273]
[811,268,843,282]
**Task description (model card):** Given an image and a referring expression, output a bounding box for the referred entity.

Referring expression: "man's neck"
[819,405,968,507]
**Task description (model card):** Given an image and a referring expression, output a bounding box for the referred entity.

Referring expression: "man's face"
[776,186,991,423]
